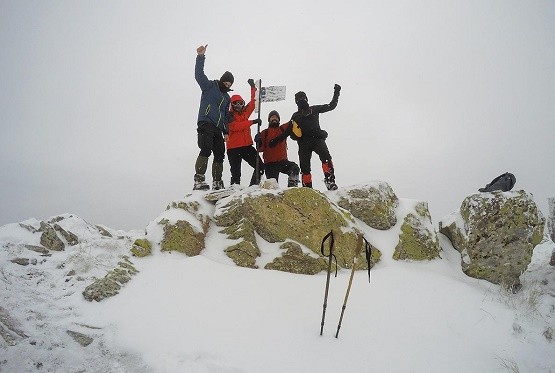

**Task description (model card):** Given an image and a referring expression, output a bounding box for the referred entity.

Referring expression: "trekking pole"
[320,230,337,336]
[254,79,262,184]
[335,233,369,338]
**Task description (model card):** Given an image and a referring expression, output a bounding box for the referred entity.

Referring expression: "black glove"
[254,133,261,148]
[252,118,262,126]
[248,79,255,88]
[334,84,341,93]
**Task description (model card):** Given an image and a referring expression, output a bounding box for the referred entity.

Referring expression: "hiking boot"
[324,178,338,191]
[287,173,299,187]
[193,181,209,190]
[325,181,338,190]
[212,180,224,190]
[193,174,209,191]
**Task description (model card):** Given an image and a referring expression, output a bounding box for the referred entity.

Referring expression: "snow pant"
[227,145,264,186]
[195,122,225,182]
[297,138,334,187]
[264,160,300,184]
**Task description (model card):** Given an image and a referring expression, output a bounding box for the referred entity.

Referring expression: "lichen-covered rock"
[265,242,328,274]
[131,238,152,257]
[53,224,79,246]
[393,202,440,261]
[333,182,399,230]
[160,220,206,256]
[215,187,381,271]
[158,198,211,256]
[39,222,65,251]
[82,256,138,302]
[439,190,545,291]
[225,240,260,268]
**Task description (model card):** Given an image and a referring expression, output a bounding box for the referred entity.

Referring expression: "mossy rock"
[225,240,260,269]
[215,188,381,271]
[131,238,152,257]
[82,256,138,302]
[160,220,206,256]
[265,242,328,274]
[335,183,399,230]
[393,203,440,261]
[439,190,545,290]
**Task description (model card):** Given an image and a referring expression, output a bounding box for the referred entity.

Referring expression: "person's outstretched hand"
[197,45,208,55]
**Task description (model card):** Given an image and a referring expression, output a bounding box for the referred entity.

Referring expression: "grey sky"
[1,0,554,230]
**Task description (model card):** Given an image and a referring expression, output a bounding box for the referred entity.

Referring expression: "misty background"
[1,1,554,230]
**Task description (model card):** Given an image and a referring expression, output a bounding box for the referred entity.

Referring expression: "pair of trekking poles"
[319,230,372,338]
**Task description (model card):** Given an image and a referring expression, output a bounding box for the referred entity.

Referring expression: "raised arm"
[313,84,341,114]
[194,44,211,90]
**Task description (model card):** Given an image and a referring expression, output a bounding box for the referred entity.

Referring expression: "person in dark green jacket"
[193,44,234,190]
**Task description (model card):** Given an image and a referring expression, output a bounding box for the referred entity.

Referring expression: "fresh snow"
[1,199,554,373]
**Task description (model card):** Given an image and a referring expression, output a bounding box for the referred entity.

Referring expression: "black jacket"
[289,90,339,140]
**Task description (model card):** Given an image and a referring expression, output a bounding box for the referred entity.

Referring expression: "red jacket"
[257,122,291,163]
[226,86,257,150]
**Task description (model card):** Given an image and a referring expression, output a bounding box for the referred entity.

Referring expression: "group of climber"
[193,44,341,191]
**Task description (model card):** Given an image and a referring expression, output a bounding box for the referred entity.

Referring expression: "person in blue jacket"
[193,44,234,190]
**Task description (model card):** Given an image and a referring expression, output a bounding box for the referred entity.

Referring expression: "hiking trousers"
[298,138,332,174]
[264,160,300,182]
[227,145,264,186]
[197,122,225,163]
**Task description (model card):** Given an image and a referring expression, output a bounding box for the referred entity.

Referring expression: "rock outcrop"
[82,256,139,302]
[158,199,211,256]
[393,202,440,260]
[439,190,545,291]
[214,186,381,272]
[332,182,399,230]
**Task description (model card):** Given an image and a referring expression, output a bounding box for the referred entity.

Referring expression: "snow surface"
[1,198,554,373]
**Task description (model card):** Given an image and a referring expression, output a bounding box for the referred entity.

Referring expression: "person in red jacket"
[226,79,264,186]
[256,110,300,187]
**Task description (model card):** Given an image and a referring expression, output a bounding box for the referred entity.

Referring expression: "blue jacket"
[195,55,231,134]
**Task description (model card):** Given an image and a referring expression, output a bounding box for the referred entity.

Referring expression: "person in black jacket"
[270,84,341,190]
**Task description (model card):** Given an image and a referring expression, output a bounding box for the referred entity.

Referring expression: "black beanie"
[294,91,307,103]
[268,110,280,122]
[220,71,234,84]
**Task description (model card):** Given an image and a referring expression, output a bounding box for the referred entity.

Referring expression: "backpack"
[478,172,516,192]
[290,120,302,141]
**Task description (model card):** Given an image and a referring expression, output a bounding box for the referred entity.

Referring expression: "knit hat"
[268,110,280,122]
[220,71,234,84]
[294,91,307,103]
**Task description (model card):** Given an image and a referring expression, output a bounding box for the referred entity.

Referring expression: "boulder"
[264,242,328,274]
[439,190,545,291]
[159,199,211,256]
[131,238,152,257]
[215,187,381,271]
[393,202,440,261]
[333,182,399,230]
[53,223,79,246]
[39,222,65,251]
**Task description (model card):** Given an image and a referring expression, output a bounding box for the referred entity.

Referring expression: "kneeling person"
[256,110,300,187]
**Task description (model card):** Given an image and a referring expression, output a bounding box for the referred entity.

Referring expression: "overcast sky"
[1,0,554,230]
